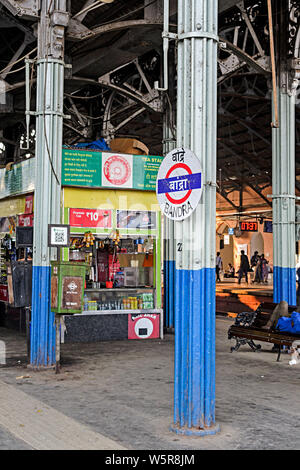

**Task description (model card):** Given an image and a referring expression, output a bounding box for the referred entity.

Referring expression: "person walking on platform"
[238,250,250,284]
[253,254,263,283]
[260,254,269,283]
[251,251,259,269]
[251,251,260,284]
[216,252,223,283]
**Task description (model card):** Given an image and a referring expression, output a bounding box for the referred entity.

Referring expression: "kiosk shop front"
[0,192,34,331]
[0,159,35,323]
[59,148,163,343]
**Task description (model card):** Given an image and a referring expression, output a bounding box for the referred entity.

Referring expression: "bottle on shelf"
[83,294,88,311]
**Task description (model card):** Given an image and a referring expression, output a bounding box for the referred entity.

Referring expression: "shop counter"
[61,197,163,344]
[78,308,162,316]
[61,308,163,343]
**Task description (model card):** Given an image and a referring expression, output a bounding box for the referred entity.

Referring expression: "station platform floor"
[0,316,300,451]
[216,279,273,296]
[216,279,274,317]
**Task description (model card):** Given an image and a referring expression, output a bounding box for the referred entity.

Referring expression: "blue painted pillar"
[272,88,297,306]
[30,2,68,367]
[171,0,219,435]
[163,106,176,329]
[163,218,176,328]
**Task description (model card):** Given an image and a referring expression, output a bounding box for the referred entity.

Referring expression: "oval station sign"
[156,148,203,221]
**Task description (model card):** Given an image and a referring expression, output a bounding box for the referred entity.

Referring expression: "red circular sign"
[104,155,131,186]
[165,163,192,205]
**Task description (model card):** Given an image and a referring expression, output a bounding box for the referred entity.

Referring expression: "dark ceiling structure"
[0,0,299,213]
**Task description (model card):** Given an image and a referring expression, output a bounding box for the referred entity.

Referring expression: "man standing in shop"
[238,250,250,284]
[216,252,223,283]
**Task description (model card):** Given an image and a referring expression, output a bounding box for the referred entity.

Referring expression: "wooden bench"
[228,302,300,362]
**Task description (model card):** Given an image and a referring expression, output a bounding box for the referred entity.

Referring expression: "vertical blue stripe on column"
[30,266,56,367]
[172,267,219,435]
[164,260,169,327]
[164,260,176,328]
[273,266,296,306]
[169,260,175,328]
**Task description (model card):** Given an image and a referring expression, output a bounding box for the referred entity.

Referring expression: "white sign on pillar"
[156,148,203,221]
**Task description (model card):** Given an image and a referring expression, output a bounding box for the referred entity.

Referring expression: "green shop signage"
[0,158,35,200]
[62,148,163,191]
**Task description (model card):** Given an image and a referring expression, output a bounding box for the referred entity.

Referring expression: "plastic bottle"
[83,294,88,311]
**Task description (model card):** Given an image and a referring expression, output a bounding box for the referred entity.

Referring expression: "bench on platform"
[228,301,300,362]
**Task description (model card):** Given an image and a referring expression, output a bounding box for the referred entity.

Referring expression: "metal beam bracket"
[27,110,71,120]
[162,32,177,40]
[178,31,219,42]
[268,194,300,200]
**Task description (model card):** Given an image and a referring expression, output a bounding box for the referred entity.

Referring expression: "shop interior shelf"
[74,308,162,316]
[85,287,154,292]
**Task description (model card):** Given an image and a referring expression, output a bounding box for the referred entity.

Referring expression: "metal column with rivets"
[30,1,69,367]
[171,0,220,435]
[272,2,299,306]
[272,89,297,305]
[163,51,177,330]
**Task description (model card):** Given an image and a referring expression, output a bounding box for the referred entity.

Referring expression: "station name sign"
[156,148,203,221]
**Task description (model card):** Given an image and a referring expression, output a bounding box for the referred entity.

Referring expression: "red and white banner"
[25,195,33,214]
[69,208,112,228]
[128,314,160,340]
[102,153,133,189]
[0,284,8,302]
[18,213,34,227]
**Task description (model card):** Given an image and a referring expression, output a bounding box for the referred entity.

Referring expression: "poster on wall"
[0,218,10,233]
[61,148,163,191]
[0,159,35,200]
[117,211,156,230]
[69,208,112,228]
[134,155,164,191]
[0,217,16,234]
[62,149,102,187]
[61,276,83,310]
[224,234,230,245]
[128,314,160,340]
[24,195,33,214]
[264,221,273,233]
[0,284,8,302]
[18,213,34,227]
[237,244,248,255]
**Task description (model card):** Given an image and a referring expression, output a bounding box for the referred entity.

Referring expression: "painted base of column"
[30,265,56,367]
[174,267,216,430]
[164,260,175,328]
[170,423,220,437]
[273,266,296,305]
